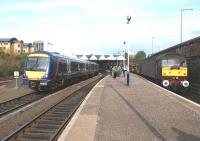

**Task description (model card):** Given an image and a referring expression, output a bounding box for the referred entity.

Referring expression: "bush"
[0,54,27,78]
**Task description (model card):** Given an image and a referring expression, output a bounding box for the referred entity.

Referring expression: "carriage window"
[71,62,78,72]
[58,62,67,73]
[79,63,84,71]
[86,63,89,70]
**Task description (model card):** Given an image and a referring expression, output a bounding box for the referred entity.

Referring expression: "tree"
[129,54,134,62]
[134,51,146,60]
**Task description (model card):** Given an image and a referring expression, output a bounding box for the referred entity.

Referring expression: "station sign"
[14,71,19,78]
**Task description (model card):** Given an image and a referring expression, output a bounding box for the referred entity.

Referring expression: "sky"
[0,0,200,56]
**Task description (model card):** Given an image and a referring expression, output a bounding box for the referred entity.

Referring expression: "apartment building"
[0,38,22,56]
[0,38,44,56]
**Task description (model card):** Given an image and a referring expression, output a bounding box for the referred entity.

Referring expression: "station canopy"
[76,54,125,61]
[89,54,97,60]
[107,55,116,60]
[99,55,107,60]
[80,55,88,60]
[117,56,126,61]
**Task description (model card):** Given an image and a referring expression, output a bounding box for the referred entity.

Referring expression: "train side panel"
[23,51,99,91]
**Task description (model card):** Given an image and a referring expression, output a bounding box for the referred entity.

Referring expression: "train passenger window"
[71,62,78,72]
[86,64,89,70]
[79,63,84,71]
[58,62,62,73]
[58,62,67,73]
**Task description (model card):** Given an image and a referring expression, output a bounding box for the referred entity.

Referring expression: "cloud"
[0,0,199,56]
[0,16,18,23]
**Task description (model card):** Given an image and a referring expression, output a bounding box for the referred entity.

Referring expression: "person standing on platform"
[123,67,126,77]
[112,66,118,78]
[117,66,122,77]
[109,65,112,76]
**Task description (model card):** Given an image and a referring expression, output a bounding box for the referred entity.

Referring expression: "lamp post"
[126,15,131,86]
[126,16,131,72]
[122,41,126,78]
[180,9,193,42]
[152,36,155,54]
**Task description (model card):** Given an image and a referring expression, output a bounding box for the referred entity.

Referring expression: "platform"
[58,74,200,141]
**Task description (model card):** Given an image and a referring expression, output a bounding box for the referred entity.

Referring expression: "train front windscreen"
[162,58,187,68]
[26,57,49,71]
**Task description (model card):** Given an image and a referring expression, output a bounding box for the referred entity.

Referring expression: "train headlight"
[23,73,27,78]
[182,81,189,87]
[162,80,169,87]
[42,73,48,79]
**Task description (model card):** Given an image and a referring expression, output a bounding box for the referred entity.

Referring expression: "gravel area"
[0,78,33,103]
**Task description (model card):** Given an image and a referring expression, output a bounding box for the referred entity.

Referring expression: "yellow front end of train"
[23,53,50,90]
[161,56,189,88]
[162,67,187,77]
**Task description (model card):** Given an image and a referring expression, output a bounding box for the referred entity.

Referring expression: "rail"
[0,74,102,141]
[0,81,9,86]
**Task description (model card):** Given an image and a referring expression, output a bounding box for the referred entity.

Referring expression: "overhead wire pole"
[180,9,193,43]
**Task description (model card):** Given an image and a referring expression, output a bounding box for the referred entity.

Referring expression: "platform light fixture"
[125,15,131,86]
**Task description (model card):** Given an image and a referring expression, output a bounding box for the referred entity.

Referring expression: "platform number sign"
[14,71,19,78]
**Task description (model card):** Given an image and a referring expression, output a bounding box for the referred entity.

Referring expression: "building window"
[4,42,8,45]
[18,44,20,48]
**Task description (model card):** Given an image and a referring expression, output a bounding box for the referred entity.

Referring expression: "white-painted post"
[14,71,19,89]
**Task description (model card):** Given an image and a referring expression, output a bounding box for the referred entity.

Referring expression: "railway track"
[3,86,90,141]
[0,92,47,117]
[0,81,9,86]
[179,84,200,104]
[0,74,103,141]
[135,73,200,104]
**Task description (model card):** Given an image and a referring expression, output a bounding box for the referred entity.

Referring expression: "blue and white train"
[23,51,99,91]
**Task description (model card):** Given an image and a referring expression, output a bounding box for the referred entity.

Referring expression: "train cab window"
[180,60,187,67]
[26,57,49,71]
[162,59,175,67]
[162,58,186,67]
